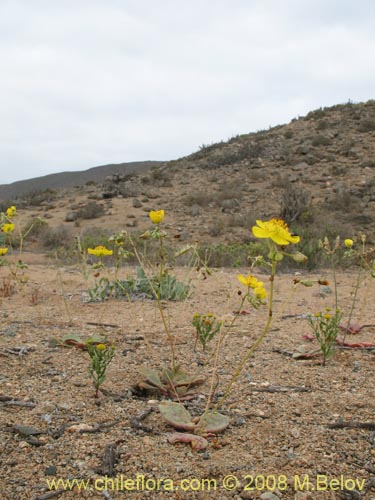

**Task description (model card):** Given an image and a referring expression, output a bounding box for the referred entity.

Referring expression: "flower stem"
[211,259,276,413]
[343,238,365,343]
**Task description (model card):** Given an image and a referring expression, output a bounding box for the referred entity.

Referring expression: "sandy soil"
[1,255,374,500]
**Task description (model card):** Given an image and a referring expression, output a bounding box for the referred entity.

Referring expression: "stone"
[132,198,143,208]
[260,493,280,500]
[65,212,78,222]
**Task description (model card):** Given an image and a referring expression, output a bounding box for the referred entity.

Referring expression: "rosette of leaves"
[135,365,205,400]
[159,401,230,446]
[87,267,190,302]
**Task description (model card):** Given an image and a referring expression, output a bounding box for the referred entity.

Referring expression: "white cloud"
[1,0,375,183]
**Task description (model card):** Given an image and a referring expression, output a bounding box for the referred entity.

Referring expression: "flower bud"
[291,251,308,263]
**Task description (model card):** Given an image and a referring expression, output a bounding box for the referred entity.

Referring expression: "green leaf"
[138,367,164,390]
[196,412,230,433]
[159,402,196,431]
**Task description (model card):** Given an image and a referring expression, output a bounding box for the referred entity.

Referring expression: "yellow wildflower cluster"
[1,223,15,234]
[237,274,268,300]
[149,210,165,224]
[344,238,354,248]
[87,246,113,257]
[6,206,16,218]
[0,247,8,256]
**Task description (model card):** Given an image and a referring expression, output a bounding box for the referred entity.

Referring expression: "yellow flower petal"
[149,210,165,224]
[252,219,300,245]
[87,246,113,257]
[237,274,261,288]
[1,223,15,234]
[254,286,268,300]
[6,206,17,218]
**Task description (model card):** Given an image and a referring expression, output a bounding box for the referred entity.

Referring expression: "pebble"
[19,441,31,449]
[290,427,300,438]
[45,466,57,476]
[294,493,313,500]
[260,493,280,500]
[40,414,52,424]
[67,423,95,433]
[57,402,72,410]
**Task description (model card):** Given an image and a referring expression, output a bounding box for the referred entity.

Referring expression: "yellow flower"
[237,274,263,289]
[344,239,354,248]
[254,286,268,300]
[149,210,165,224]
[6,206,16,218]
[0,247,8,256]
[324,313,331,319]
[252,218,300,245]
[1,223,15,233]
[96,343,107,351]
[87,245,113,257]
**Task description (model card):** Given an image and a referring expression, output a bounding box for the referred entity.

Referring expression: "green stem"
[129,234,176,369]
[343,239,365,343]
[211,259,276,413]
[331,254,338,311]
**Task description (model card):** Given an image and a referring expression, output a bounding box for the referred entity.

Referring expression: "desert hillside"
[2,100,375,264]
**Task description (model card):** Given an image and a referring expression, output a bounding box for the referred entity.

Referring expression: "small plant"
[159,217,305,438]
[307,308,342,365]
[0,206,43,290]
[192,313,223,351]
[136,366,205,400]
[86,341,115,398]
[280,183,311,223]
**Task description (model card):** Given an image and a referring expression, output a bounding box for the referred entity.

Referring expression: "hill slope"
[4,100,375,254]
[0,161,163,199]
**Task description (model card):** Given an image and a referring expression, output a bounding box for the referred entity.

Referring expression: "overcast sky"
[1,0,375,184]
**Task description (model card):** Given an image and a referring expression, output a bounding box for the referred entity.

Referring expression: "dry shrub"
[39,225,73,249]
[280,183,312,223]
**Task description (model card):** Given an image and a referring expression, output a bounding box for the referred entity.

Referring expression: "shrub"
[184,192,215,207]
[280,184,312,223]
[311,135,331,147]
[40,225,73,250]
[284,130,293,139]
[25,189,58,206]
[76,201,105,219]
[358,119,375,132]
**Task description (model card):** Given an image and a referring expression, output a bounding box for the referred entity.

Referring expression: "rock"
[294,493,313,500]
[132,198,143,208]
[221,198,240,212]
[45,466,57,476]
[67,423,95,433]
[65,212,78,222]
[260,493,280,500]
[18,441,31,449]
[292,161,309,170]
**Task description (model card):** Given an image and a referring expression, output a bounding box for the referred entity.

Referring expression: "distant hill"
[0,161,163,200]
[3,100,375,254]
